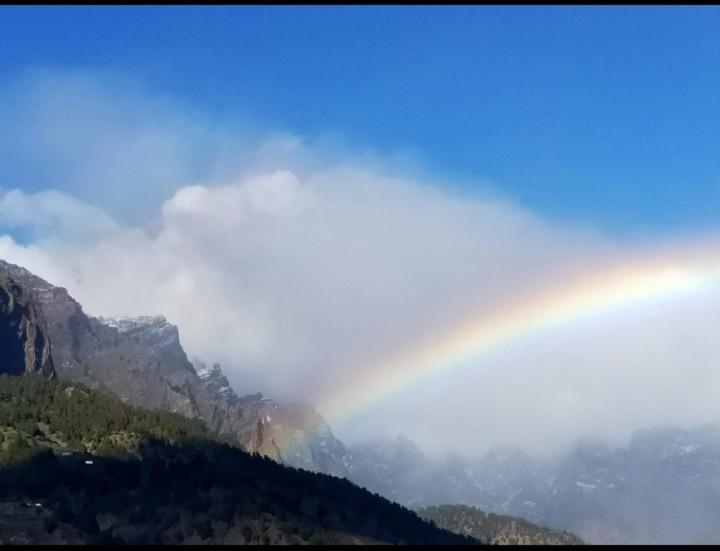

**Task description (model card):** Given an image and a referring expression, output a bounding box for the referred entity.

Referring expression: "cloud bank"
[2,69,720,458]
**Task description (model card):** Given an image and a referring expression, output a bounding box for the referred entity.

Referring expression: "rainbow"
[318,236,720,422]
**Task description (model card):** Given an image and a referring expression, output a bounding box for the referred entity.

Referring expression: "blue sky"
[4,7,720,452]
[2,6,720,233]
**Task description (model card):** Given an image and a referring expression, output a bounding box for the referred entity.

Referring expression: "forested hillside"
[0,375,475,545]
[418,504,582,545]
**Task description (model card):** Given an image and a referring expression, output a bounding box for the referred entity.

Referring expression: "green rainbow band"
[318,239,720,423]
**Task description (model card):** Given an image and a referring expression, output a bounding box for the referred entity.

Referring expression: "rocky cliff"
[0,260,201,416]
[0,273,54,378]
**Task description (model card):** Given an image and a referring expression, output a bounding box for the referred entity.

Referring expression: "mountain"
[0,374,475,545]
[348,428,720,544]
[418,504,583,545]
[8,258,720,544]
[0,259,349,475]
[345,437,551,521]
[472,430,720,544]
[546,427,720,544]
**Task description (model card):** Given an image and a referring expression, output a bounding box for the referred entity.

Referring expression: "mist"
[2,69,720,458]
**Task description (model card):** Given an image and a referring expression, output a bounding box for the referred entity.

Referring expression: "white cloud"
[1,69,720,458]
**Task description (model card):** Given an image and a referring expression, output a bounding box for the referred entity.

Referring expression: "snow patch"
[96,315,168,332]
[576,481,597,490]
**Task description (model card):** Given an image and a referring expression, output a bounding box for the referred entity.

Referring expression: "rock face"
[0,259,350,476]
[0,273,54,377]
[87,315,202,418]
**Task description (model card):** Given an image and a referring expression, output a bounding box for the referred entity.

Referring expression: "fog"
[2,69,720,458]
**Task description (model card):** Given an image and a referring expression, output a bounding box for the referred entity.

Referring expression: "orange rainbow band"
[318,238,720,422]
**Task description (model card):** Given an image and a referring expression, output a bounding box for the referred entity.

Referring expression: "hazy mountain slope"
[347,435,436,507]
[348,429,720,544]
[192,360,352,477]
[346,438,551,518]
[418,504,583,545]
[0,375,475,545]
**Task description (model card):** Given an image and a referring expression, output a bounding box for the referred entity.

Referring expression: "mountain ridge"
[0,259,351,476]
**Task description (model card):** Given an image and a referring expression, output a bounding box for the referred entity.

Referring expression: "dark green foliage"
[0,374,208,462]
[0,375,476,545]
[418,504,584,545]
